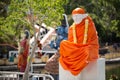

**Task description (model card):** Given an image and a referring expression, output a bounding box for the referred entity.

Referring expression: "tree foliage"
[0,0,120,45]
[64,0,120,43]
[0,0,68,45]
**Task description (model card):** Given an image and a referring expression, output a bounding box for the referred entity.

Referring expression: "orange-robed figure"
[59,8,99,76]
[18,30,30,72]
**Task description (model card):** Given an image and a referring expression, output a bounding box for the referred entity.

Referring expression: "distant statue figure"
[45,17,68,80]
[18,30,30,72]
[49,19,68,50]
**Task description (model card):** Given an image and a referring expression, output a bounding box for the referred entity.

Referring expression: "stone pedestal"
[59,58,105,80]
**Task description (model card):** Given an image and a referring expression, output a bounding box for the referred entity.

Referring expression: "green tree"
[64,0,120,43]
[0,0,68,45]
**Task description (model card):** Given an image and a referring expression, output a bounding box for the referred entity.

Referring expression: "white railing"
[9,50,57,58]
[0,71,54,80]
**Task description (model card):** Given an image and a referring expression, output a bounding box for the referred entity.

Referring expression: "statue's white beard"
[72,14,88,24]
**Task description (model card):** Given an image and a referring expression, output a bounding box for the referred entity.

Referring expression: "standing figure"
[45,18,68,80]
[18,30,30,72]
[49,19,68,50]
[59,8,99,80]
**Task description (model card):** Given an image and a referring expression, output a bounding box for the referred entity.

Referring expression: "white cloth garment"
[72,14,88,24]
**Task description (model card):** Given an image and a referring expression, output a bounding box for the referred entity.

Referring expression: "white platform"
[59,58,105,80]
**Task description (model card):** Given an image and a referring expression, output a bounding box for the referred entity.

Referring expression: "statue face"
[72,14,88,24]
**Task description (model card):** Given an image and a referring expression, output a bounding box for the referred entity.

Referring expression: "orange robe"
[18,39,29,72]
[59,16,99,76]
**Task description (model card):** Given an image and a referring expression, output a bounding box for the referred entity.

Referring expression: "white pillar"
[59,58,105,80]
